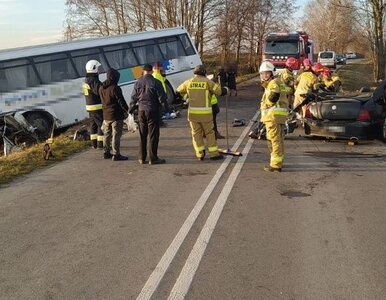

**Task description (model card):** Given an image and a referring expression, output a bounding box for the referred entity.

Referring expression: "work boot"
[215,132,225,139]
[263,166,282,172]
[197,150,206,161]
[91,140,98,149]
[149,158,166,165]
[104,152,113,159]
[210,155,224,161]
[97,141,104,149]
[112,154,128,161]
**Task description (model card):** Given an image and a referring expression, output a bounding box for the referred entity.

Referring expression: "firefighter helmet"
[302,58,312,67]
[85,60,101,73]
[259,60,276,76]
[285,57,297,69]
[312,63,324,74]
[322,67,331,76]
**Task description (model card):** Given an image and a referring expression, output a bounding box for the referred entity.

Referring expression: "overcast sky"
[0,0,308,51]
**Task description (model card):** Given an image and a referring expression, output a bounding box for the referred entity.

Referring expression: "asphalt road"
[1,78,386,300]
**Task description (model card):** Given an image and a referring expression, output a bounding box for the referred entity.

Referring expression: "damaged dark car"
[303,79,386,141]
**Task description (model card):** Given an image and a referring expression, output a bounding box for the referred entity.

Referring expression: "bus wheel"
[24,112,53,141]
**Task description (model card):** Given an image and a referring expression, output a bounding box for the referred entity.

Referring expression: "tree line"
[65,0,385,81]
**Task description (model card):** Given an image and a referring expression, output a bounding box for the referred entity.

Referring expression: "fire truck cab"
[262,31,313,70]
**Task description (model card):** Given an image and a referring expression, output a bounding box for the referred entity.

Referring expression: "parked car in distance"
[318,51,336,68]
[302,80,386,141]
[336,54,347,65]
[345,52,357,59]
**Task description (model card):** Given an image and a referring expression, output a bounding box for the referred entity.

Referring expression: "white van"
[318,51,336,68]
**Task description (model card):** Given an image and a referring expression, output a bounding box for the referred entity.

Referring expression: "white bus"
[0,27,201,139]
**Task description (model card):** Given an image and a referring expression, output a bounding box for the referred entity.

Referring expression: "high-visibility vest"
[153,70,167,92]
[177,75,222,122]
[211,94,218,105]
[260,77,289,124]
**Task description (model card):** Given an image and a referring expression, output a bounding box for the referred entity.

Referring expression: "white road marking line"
[136,112,258,300]
[167,137,254,300]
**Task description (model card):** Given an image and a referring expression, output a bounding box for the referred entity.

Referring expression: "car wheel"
[24,112,53,141]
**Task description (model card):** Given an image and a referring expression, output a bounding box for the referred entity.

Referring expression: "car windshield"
[320,52,333,58]
[264,41,299,54]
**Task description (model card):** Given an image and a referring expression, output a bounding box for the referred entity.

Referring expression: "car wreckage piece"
[1,111,57,156]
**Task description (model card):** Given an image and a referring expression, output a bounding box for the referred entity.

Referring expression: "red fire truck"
[262,31,314,70]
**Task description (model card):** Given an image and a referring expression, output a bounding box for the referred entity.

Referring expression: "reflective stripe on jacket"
[177,75,222,122]
[260,77,289,124]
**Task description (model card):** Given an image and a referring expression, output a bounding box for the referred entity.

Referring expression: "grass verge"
[336,60,374,93]
[0,136,89,186]
[236,73,258,84]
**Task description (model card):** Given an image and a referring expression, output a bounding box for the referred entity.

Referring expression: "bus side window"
[34,54,77,83]
[132,40,163,65]
[0,69,7,92]
[104,47,138,70]
[145,45,163,64]
[0,60,40,92]
[158,36,186,59]
[179,34,195,55]
[71,49,106,77]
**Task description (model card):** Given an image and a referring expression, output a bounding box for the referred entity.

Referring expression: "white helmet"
[259,60,276,76]
[85,60,101,73]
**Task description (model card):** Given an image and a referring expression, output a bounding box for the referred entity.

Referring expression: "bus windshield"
[264,41,299,55]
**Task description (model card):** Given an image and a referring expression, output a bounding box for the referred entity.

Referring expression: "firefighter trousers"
[265,122,285,169]
[89,110,104,148]
[189,121,218,158]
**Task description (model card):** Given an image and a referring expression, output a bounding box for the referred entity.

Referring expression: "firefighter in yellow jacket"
[259,61,289,172]
[177,65,227,160]
[320,67,341,92]
[280,57,297,108]
[294,59,318,116]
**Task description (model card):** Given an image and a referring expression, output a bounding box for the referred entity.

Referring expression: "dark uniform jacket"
[130,74,168,113]
[99,69,129,121]
[83,74,102,111]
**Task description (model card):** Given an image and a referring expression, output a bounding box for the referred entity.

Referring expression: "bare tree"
[302,0,384,81]
[354,0,385,81]
[302,0,357,52]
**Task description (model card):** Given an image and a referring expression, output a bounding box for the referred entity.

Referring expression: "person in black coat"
[227,67,237,96]
[129,64,169,165]
[99,68,129,161]
[216,67,227,88]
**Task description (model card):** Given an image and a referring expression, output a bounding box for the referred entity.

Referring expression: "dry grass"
[0,136,88,186]
[236,73,259,84]
[336,60,374,93]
